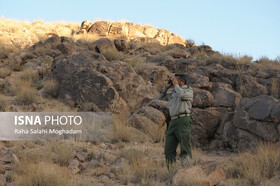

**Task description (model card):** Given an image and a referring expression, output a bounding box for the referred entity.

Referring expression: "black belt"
[171,113,190,120]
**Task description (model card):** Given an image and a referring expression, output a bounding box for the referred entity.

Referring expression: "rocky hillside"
[0,19,280,151]
[0,19,280,185]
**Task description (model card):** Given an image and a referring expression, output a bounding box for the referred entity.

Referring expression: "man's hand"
[172,77,178,85]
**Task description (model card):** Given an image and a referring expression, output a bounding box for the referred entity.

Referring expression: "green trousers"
[164,116,192,168]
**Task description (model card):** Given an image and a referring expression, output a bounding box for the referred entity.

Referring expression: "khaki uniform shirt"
[158,85,193,117]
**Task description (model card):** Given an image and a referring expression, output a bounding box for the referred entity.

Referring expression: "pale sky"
[1,0,279,60]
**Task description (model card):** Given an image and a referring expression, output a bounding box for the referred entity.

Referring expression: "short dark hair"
[175,73,188,85]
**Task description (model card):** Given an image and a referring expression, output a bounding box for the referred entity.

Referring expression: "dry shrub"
[256,56,280,70]
[0,94,7,111]
[224,142,280,185]
[15,80,37,105]
[20,68,39,84]
[0,67,12,78]
[112,120,148,143]
[49,141,73,166]
[237,55,253,63]
[102,48,124,61]
[112,120,134,143]
[43,79,59,97]
[118,149,168,184]
[36,99,75,112]
[15,162,70,186]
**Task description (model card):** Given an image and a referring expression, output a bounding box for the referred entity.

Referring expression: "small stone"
[68,159,81,174]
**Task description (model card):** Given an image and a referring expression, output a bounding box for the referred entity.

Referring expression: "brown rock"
[0,175,6,186]
[168,33,185,45]
[192,88,214,108]
[223,121,260,151]
[88,21,111,36]
[143,26,158,38]
[108,22,128,36]
[51,51,129,114]
[232,96,279,143]
[186,73,212,91]
[212,83,242,107]
[173,161,226,186]
[150,66,171,84]
[80,20,93,31]
[192,108,221,146]
[0,163,5,174]
[113,39,128,52]
[56,42,74,54]
[89,38,117,53]
[68,159,82,174]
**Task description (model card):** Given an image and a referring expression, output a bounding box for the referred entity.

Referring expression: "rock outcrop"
[223,95,280,151]
[23,31,279,151]
[78,20,185,46]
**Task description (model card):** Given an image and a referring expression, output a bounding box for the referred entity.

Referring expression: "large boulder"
[192,88,214,108]
[50,51,129,115]
[223,121,260,151]
[224,95,280,151]
[80,20,93,32]
[186,72,212,91]
[128,106,166,142]
[232,96,279,142]
[173,161,226,186]
[89,38,117,54]
[113,39,129,52]
[88,21,111,36]
[191,108,221,146]
[212,83,242,107]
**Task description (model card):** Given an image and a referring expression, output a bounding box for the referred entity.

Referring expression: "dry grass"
[15,80,38,105]
[0,94,7,111]
[224,142,280,185]
[43,79,59,97]
[112,120,148,143]
[112,120,134,143]
[102,48,124,61]
[36,99,76,112]
[20,68,39,83]
[0,67,12,78]
[256,56,280,69]
[15,162,70,186]
[118,148,169,184]
[49,141,73,166]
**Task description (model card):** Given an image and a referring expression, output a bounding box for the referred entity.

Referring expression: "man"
[158,73,193,169]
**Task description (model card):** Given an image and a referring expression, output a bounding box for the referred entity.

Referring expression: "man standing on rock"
[158,73,193,169]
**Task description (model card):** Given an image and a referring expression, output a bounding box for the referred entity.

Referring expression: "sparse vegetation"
[118,148,169,184]
[102,48,124,61]
[20,68,39,84]
[112,120,134,143]
[224,143,280,185]
[0,94,7,111]
[0,67,12,78]
[15,162,70,186]
[43,79,59,97]
[15,80,38,105]
[49,141,73,166]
